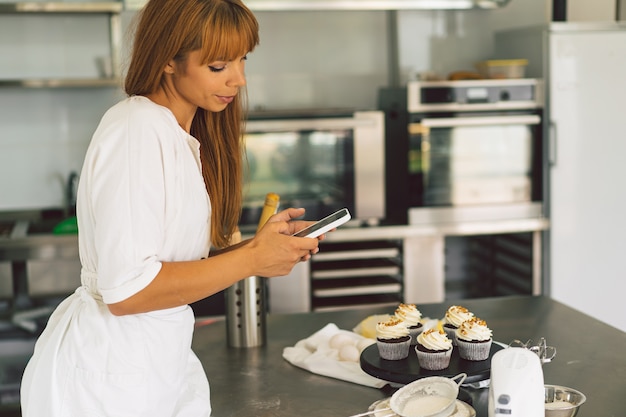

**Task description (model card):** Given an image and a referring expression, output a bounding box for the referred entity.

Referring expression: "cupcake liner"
[443,325,458,346]
[456,338,492,361]
[415,346,453,370]
[408,325,424,346]
[377,338,411,360]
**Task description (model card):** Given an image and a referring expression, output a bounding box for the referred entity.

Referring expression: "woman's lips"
[217,95,235,104]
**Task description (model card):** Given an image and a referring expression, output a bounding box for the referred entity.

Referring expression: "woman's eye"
[209,65,225,73]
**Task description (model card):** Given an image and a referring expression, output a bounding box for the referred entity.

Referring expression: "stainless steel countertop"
[326,218,549,242]
[192,296,625,417]
[0,217,549,262]
[240,216,548,244]
[0,234,79,261]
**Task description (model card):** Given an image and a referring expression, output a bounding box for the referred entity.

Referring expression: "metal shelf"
[0,78,122,88]
[0,2,123,88]
[309,239,404,311]
[0,2,122,13]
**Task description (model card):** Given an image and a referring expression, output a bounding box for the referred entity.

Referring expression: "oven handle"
[416,114,541,129]
[245,117,374,132]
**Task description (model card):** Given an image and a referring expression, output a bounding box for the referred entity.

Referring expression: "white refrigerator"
[496,23,626,332]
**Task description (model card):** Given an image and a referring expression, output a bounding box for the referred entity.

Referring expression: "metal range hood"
[244,0,512,11]
[123,0,512,11]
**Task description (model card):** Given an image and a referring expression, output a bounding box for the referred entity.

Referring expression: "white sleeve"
[88,111,175,304]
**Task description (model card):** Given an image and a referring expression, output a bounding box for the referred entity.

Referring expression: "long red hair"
[124,0,259,248]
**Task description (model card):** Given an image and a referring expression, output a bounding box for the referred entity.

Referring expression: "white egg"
[338,344,360,362]
[356,338,375,353]
[329,333,354,349]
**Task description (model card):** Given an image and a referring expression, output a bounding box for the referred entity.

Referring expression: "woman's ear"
[164,59,176,75]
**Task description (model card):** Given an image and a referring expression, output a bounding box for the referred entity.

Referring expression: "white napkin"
[282,323,388,388]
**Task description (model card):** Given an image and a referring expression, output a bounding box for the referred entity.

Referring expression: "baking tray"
[360,342,504,385]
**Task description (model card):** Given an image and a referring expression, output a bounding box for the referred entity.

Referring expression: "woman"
[20,0,320,415]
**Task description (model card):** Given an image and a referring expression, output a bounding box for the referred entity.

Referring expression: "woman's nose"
[228,63,247,87]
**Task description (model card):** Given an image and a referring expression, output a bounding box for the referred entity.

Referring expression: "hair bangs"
[199,2,259,64]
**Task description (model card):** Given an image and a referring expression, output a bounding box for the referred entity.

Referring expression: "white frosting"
[444,305,474,327]
[545,401,575,410]
[416,329,452,351]
[455,318,493,342]
[395,303,423,327]
[401,396,452,417]
[376,318,410,340]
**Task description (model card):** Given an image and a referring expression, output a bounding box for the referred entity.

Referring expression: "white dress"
[21,96,213,417]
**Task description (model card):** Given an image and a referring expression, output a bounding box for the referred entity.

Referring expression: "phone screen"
[292,208,350,238]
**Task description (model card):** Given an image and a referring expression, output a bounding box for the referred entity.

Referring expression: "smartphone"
[292,208,351,238]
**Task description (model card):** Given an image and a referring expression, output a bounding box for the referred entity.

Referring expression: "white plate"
[367,398,476,417]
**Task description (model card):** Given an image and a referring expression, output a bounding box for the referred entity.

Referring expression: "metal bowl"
[544,385,586,417]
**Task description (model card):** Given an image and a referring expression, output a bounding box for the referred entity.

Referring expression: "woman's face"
[170,49,248,113]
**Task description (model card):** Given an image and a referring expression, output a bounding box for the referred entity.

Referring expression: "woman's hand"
[245,208,324,277]
[264,207,311,235]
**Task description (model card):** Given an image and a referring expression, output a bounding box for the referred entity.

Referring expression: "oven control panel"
[406,79,543,113]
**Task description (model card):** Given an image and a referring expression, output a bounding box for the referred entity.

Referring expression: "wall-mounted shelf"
[0,2,122,88]
[0,78,121,88]
[0,2,122,14]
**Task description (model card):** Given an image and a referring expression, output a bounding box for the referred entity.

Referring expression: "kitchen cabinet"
[0,2,122,88]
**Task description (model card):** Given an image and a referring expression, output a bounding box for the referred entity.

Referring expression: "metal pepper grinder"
[226,193,279,348]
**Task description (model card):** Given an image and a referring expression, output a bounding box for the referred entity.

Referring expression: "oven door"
[240,111,385,230]
[407,113,542,211]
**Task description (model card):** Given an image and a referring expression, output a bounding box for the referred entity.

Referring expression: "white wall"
[249,11,389,110]
[396,10,494,82]
[489,0,550,30]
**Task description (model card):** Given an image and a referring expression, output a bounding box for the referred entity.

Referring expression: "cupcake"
[443,305,474,345]
[376,317,411,360]
[455,317,493,361]
[394,303,424,346]
[415,329,453,370]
